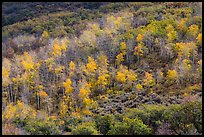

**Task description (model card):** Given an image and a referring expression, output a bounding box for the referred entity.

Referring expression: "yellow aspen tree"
[134,43,144,62]
[55,66,65,75]
[2,58,11,87]
[45,58,55,72]
[59,100,68,118]
[97,54,109,75]
[187,24,199,38]
[166,24,178,42]
[143,72,156,87]
[69,61,76,71]
[21,52,34,71]
[38,91,48,98]
[196,33,202,46]
[63,79,73,94]
[78,87,89,99]
[120,42,127,54]
[174,42,196,58]
[116,71,126,83]
[166,69,177,81]
[62,78,75,115]
[116,53,124,66]
[60,37,69,52]
[52,38,62,57]
[126,69,137,87]
[136,34,143,42]
[55,65,65,82]
[35,85,46,110]
[41,30,49,39]
[97,73,110,89]
[69,61,76,77]
[78,86,93,115]
[136,83,143,91]
[87,56,97,73]
[182,59,191,72]
[177,18,187,33]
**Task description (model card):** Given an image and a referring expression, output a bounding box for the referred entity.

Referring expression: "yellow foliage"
[134,43,144,56]
[38,91,48,98]
[120,42,127,53]
[136,34,143,42]
[71,111,81,118]
[69,61,76,71]
[41,30,49,39]
[136,83,143,91]
[60,38,68,52]
[2,67,9,78]
[55,66,65,75]
[3,103,16,120]
[59,101,68,118]
[166,69,177,80]
[177,18,187,32]
[79,87,89,99]
[116,71,126,83]
[174,42,196,57]
[86,56,97,74]
[188,24,199,37]
[196,33,202,45]
[3,102,36,122]
[22,61,34,71]
[83,98,92,106]
[126,70,137,82]
[116,53,124,65]
[97,54,109,68]
[52,39,62,57]
[97,74,109,87]
[82,109,93,115]
[2,59,11,86]
[143,72,156,86]
[155,38,159,45]
[182,59,191,71]
[197,59,202,65]
[21,52,34,71]
[63,79,73,94]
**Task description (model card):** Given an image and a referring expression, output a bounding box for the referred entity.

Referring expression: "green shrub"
[163,101,202,134]
[24,119,61,135]
[64,116,82,132]
[94,114,114,135]
[107,117,151,135]
[71,122,99,135]
[126,104,166,134]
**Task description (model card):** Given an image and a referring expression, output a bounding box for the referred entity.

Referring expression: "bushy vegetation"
[2,2,202,135]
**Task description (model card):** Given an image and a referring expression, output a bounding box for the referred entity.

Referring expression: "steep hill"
[2,2,202,135]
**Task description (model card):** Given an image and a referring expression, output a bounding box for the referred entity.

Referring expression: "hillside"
[2,2,202,135]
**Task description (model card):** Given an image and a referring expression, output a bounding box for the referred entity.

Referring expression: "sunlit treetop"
[86,56,97,74]
[21,52,34,71]
[78,87,89,99]
[136,34,143,42]
[52,38,62,57]
[41,30,49,39]
[134,43,144,56]
[63,78,73,94]
[116,53,124,65]
[166,69,177,80]
[69,61,76,71]
[120,42,127,53]
[188,24,199,37]
[38,91,48,98]
[196,33,202,46]
[55,66,65,75]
